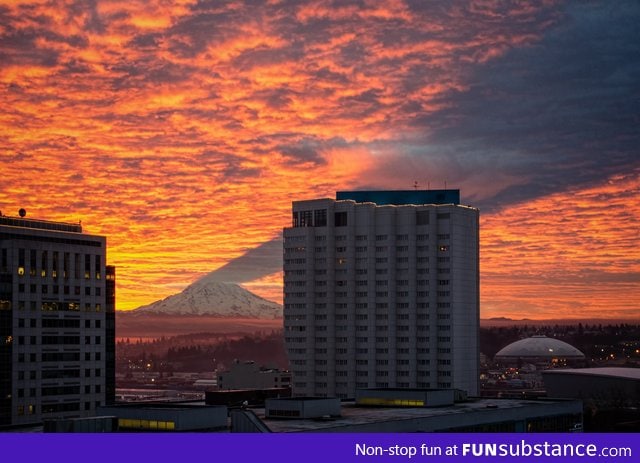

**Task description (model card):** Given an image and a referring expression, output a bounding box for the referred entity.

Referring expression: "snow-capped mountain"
[129,274,282,319]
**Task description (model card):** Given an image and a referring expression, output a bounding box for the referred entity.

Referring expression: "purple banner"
[1,433,636,463]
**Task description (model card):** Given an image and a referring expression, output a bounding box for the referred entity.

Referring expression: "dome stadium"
[494,335,585,362]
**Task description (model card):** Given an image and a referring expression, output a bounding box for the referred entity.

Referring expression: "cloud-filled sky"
[1,0,638,319]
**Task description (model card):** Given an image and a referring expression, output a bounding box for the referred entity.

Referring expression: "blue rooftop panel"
[336,190,460,206]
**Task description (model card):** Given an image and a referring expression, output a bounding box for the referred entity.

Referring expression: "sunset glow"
[1,1,638,319]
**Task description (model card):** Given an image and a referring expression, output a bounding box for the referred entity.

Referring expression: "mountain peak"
[130,279,282,319]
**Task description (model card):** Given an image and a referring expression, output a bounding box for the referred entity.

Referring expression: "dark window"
[63,252,70,279]
[335,211,348,227]
[0,248,6,272]
[416,210,429,225]
[299,210,312,227]
[52,251,58,278]
[41,250,48,277]
[85,254,91,279]
[29,250,36,276]
[314,209,327,227]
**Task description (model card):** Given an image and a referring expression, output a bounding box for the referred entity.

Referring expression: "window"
[314,209,327,227]
[416,210,429,225]
[52,251,59,278]
[298,210,313,227]
[85,254,91,279]
[41,250,48,277]
[334,211,347,227]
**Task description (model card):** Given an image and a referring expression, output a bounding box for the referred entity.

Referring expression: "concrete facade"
[283,191,479,398]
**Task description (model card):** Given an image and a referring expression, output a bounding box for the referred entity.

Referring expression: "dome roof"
[495,335,585,360]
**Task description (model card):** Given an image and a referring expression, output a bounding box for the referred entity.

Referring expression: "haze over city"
[1,1,638,320]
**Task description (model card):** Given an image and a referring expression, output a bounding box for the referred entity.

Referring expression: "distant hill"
[480,317,633,327]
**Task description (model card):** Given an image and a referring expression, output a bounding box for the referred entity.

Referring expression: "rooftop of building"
[255,397,580,433]
[542,367,640,381]
[0,210,83,233]
[336,189,460,206]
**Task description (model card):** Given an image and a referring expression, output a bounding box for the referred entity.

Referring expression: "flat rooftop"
[0,215,82,233]
[336,190,460,206]
[254,397,581,433]
[542,367,640,381]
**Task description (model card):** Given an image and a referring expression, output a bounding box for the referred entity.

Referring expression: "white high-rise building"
[0,211,115,428]
[283,190,479,399]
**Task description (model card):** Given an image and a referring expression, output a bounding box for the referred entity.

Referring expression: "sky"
[1,0,638,319]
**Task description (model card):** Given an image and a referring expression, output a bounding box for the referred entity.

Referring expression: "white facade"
[0,214,115,427]
[283,191,479,398]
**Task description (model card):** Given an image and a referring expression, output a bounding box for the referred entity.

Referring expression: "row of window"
[9,334,102,346]
[286,255,446,266]
[17,318,101,329]
[15,368,102,381]
[288,291,436,299]
[304,245,432,253]
[292,209,449,228]
[16,401,103,416]
[17,351,101,362]
[16,283,102,296]
[287,233,433,244]
[12,301,103,312]
[293,381,446,391]
[7,249,102,280]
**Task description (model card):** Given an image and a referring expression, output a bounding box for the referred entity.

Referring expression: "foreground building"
[0,211,115,428]
[232,394,582,433]
[283,190,479,398]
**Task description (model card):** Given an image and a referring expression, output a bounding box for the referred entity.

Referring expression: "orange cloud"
[1,0,636,323]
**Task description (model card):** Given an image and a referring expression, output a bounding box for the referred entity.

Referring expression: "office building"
[0,210,115,428]
[283,190,479,398]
